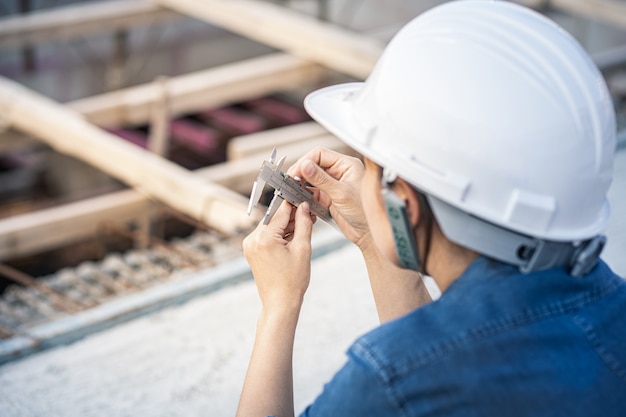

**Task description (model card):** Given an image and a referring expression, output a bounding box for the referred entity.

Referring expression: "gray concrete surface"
[0,243,379,417]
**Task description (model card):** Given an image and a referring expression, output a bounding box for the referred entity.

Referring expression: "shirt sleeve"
[299,353,398,417]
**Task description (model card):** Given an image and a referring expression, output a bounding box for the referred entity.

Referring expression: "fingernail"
[301,202,310,214]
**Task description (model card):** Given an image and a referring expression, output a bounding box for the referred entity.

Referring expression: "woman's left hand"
[243,200,315,312]
[238,200,315,417]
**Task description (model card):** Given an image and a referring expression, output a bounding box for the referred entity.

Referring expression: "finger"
[288,147,342,177]
[307,187,332,209]
[287,147,321,176]
[291,202,313,246]
[284,217,296,236]
[299,158,342,198]
[266,199,294,232]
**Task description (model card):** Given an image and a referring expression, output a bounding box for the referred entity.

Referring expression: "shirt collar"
[436,256,620,324]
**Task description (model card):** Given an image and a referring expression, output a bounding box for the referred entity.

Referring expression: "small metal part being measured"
[248,148,335,228]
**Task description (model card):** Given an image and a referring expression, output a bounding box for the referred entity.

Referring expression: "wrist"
[258,302,302,336]
[260,295,303,320]
[356,231,382,262]
[354,227,371,248]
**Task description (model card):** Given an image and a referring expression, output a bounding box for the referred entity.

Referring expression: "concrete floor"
[0,242,378,417]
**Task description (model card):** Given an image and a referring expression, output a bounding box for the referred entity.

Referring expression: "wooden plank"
[148,77,170,156]
[0,0,179,49]
[67,53,326,127]
[0,75,257,236]
[153,0,384,79]
[0,133,348,260]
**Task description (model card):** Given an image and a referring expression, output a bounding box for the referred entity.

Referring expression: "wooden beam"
[0,75,257,236]
[0,53,325,148]
[152,0,384,79]
[0,0,179,49]
[148,77,170,156]
[0,190,151,260]
[0,133,348,260]
[68,53,326,127]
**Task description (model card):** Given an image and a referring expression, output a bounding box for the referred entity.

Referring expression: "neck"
[426,223,479,292]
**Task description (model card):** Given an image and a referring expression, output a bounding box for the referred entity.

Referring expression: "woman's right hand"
[288,148,371,248]
[290,148,432,323]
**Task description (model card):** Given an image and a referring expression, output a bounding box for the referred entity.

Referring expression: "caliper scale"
[247,148,335,227]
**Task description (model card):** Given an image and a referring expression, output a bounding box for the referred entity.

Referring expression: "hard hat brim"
[304,82,613,242]
[304,82,381,165]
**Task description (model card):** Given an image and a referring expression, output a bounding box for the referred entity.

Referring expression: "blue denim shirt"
[301,257,626,416]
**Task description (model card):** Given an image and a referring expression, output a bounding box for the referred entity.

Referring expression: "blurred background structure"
[0,1,625,415]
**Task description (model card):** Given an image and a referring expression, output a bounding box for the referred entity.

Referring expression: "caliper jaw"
[247,148,286,220]
[247,148,336,229]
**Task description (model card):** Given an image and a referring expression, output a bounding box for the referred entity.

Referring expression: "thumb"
[265,199,293,233]
[301,159,340,199]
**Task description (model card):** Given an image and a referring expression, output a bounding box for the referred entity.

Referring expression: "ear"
[391,179,421,227]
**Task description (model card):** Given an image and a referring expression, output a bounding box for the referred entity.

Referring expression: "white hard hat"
[305,0,616,274]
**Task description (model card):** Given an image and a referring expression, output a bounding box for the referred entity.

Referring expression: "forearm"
[359,238,431,323]
[237,306,301,417]
[238,202,314,417]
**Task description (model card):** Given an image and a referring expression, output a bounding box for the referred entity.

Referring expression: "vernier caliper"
[247,148,335,227]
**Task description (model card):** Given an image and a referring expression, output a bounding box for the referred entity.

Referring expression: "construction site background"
[0,1,625,415]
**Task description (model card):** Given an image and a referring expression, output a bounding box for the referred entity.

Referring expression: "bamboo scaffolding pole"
[67,53,325,127]
[0,53,325,150]
[0,75,257,236]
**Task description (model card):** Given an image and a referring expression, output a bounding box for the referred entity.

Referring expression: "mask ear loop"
[381,168,421,271]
